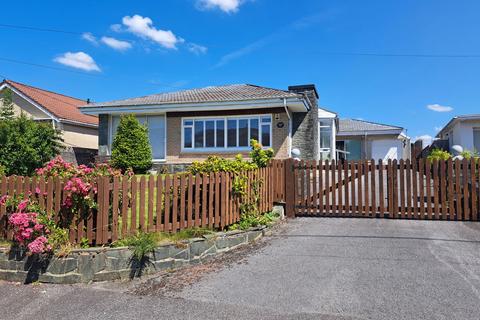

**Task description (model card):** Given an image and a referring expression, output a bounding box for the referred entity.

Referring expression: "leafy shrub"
[460,149,479,160]
[188,140,273,175]
[427,148,451,161]
[229,211,280,231]
[0,113,63,176]
[249,139,274,167]
[111,114,152,174]
[188,154,257,175]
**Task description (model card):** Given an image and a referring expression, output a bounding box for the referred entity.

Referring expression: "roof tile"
[3,80,98,126]
[338,119,402,133]
[83,84,302,108]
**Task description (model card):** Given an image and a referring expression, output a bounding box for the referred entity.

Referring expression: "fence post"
[284,158,296,218]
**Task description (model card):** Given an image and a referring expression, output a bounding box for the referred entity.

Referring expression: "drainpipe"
[283,98,293,157]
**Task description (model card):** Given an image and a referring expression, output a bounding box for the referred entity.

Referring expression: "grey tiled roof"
[83,84,302,108]
[338,119,403,133]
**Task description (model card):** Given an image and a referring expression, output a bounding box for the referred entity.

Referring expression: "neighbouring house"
[80,84,338,170]
[0,79,98,164]
[335,119,411,162]
[436,114,480,153]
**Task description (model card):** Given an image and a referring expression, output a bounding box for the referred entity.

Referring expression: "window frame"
[181,114,272,152]
[318,118,333,160]
[109,114,167,162]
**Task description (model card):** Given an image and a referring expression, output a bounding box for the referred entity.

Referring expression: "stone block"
[154,259,173,271]
[216,234,246,250]
[189,240,216,258]
[77,253,106,281]
[105,248,131,260]
[0,270,27,282]
[46,258,77,275]
[93,271,120,282]
[105,257,128,271]
[247,230,263,242]
[38,272,82,284]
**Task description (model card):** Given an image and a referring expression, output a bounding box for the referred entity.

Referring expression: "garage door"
[371,139,401,162]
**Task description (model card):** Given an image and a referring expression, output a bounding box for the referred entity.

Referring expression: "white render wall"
[447,120,480,151]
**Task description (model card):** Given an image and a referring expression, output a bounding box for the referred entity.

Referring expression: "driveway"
[2,218,480,319]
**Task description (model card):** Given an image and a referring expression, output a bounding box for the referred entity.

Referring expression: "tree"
[111,114,152,173]
[0,88,15,120]
[0,113,63,175]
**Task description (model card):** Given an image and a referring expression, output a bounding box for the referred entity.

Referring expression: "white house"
[436,114,480,152]
[335,119,410,162]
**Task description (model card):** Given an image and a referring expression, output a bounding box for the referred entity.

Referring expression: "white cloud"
[427,104,453,112]
[197,0,244,13]
[101,36,132,51]
[81,32,98,45]
[54,52,100,72]
[110,24,123,32]
[188,43,208,55]
[121,15,183,49]
[434,126,442,132]
[414,134,433,147]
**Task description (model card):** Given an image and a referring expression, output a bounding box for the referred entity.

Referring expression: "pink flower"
[17,200,29,212]
[27,236,48,254]
[0,195,8,206]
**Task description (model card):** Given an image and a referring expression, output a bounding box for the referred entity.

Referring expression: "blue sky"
[1,0,480,144]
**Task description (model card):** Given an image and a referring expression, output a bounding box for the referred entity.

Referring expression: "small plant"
[111,114,152,174]
[167,227,213,242]
[114,231,158,261]
[229,211,279,231]
[427,148,451,161]
[460,149,479,161]
[79,237,90,249]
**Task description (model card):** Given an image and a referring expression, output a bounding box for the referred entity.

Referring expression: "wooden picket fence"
[290,158,480,221]
[0,166,275,245]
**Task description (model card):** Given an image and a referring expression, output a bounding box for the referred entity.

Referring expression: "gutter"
[80,97,309,114]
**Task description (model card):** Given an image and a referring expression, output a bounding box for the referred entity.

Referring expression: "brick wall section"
[291,90,319,160]
[166,111,290,164]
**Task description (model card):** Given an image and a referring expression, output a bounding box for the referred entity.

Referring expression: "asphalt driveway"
[2,218,480,319]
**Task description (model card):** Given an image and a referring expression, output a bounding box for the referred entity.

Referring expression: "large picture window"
[182,115,272,151]
[111,114,166,160]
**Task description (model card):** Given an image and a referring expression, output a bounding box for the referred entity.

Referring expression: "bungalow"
[0,79,98,164]
[335,119,410,162]
[80,84,338,169]
[436,114,480,153]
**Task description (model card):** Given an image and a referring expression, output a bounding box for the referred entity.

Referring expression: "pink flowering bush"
[5,197,53,254]
[1,157,133,253]
[35,156,130,213]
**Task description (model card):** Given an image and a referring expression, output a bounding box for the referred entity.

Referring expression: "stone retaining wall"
[0,225,272,284]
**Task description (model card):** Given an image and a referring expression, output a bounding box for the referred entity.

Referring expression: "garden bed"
[0,206,283,284]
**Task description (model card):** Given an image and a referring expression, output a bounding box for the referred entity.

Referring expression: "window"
[182,115,272,150]
[111,114,166,160]
[319,119,332,159]
[474,128,480,153]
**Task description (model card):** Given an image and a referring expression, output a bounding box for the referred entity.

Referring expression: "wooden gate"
[289,158,479,221]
